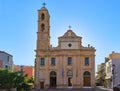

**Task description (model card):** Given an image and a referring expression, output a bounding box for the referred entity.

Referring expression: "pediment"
[59,30,81,39]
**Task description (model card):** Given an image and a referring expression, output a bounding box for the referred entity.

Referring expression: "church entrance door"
[67,70,73,88]
[50,71,57,88]
[40,82,44,89]
[68,77,72,87]
[83,71,91,86]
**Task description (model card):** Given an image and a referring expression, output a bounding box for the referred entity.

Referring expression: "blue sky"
[0,0,120,72]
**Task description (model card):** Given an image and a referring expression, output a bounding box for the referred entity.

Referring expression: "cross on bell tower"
[42,2,46,7]
[68,25,72,30]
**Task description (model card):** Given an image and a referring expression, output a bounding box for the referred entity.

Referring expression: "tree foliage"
[0,69,30,90]
[27,77,34,83]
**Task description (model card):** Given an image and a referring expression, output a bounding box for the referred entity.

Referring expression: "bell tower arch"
[37,3,50,50]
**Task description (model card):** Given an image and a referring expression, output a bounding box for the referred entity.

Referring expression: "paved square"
[31,88,112,91]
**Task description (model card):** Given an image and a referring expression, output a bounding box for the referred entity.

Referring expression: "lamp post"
[112,64,115,88]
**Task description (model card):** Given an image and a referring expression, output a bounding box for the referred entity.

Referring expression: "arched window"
[84,71,90,76]
[67,70,73,77]
[41,24,45,32]
[41,13,45,20]
[50,71,56,77]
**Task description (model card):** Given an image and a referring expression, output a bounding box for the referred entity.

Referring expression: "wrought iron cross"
[68,25,72,30]
[43,3,46,7]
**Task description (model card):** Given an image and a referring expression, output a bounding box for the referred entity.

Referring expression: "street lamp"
[112,64,115,88]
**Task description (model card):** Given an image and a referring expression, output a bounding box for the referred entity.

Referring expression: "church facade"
[34,5,96,89]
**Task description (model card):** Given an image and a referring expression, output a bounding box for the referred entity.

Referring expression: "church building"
[34,4,96,89]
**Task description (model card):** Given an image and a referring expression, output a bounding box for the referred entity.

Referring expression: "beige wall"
[35,49,95,88]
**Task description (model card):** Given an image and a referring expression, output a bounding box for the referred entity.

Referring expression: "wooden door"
[40,82,44,89]
[68,77,72,86]
[84,77,90,86]
[83,71,91,86]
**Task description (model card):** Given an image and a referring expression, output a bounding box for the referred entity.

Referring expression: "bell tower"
[37,3,50,50]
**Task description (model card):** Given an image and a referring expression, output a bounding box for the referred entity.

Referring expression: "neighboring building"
[96,63,106,87]
[0,51,14,70]
[34,4,96,89]
[105,51,120,88]
[15,65,34,78]
[105,57,112,88]
[0,60,3,68]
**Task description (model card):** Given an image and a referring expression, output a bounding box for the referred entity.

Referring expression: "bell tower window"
[41,13,45,20]
[41,24,45,32]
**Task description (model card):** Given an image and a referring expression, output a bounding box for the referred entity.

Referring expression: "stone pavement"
[97,86,113,91]
[31,87,113,91]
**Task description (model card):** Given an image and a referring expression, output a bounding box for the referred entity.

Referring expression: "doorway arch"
[50,71,57,88]
[83,71,91,86]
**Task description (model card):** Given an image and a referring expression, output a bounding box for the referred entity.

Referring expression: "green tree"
[0,69,16,89]
[0,69,29,90]
[27,77,34,83]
